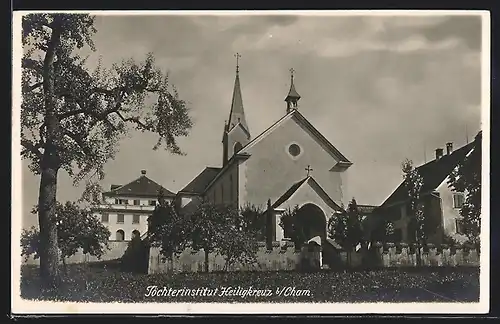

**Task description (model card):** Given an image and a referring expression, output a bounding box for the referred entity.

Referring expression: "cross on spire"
[235,52,241,73]
[289,68,295,79]
[305,165,313,177]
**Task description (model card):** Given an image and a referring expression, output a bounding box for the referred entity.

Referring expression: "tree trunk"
[38,158,60,287]
[62,255,67,274]
[415,229,422,267]
[204,249,209,273]
[38,19,63,288]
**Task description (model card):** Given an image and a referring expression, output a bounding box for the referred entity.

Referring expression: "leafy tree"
[187,202,233,272]
[147,189,189,259]
[240,203,266,241]
[21,13,192,286]
[21,201,111,271]
[121,234,149,273]
[402,159,426,265]
[327,198,363,265]
[448,131,482,245]
[327,213,347,244]
[218,207,259,271]
[279,205,305,249]
[384,221,395,242]
[21,226,40,260]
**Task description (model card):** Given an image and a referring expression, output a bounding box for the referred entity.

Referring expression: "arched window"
[234,142,243,153]
[116,229,125,241]
[132,230,140,240]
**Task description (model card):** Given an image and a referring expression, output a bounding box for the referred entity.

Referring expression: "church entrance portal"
[296,203,327,242]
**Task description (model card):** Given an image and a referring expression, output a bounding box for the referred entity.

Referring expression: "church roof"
[179,167,222,195]
[238,109,352,165]
[380,140,476,208]
[226,70,250,135]
[103,171,175,198]
[271,177,309,208]
[272,176,344,212]
[203,109,352,195]
[285,76,301,101]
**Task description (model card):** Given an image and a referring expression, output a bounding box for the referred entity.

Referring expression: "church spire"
[226,53,249,134]
[222,53,251,166]
[285,68,301,113]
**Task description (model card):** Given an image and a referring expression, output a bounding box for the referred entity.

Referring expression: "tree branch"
[25,82,44,92]
[114,111,148,129]
[63,130,93,156]
[21,139,43,158]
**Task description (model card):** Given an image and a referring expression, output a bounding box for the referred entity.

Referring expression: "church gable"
[238,109,350,208]
[272,177,344,213]
[272,177,342,225]
[239,110,351,168]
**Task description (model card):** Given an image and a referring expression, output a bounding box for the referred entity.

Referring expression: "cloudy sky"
[21,13,484,228]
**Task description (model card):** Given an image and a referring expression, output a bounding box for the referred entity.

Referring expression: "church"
[176,56,353,245]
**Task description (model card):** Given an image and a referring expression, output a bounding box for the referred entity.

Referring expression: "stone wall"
[348,242,480,268]
[148,241,316,274]
[21,241,129,265]
[148,240,480,274]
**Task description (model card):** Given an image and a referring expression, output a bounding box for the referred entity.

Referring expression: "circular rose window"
[288,143,301,157]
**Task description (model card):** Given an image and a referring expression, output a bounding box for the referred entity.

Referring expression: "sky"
[21,13,484,228]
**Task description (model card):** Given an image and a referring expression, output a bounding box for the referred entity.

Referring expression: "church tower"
[285,68,301,113]
[222,53,251,166]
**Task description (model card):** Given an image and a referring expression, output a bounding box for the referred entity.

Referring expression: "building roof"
[380,141,475,208]
[103,171,175,198]
[271,177,309,209]
[225,69,250,136]
[285,75,301,101]
[238,109,352,165]
[179,167,222,195]
[272,176,344,212]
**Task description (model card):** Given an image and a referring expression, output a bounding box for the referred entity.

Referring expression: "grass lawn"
[20,261,480,303]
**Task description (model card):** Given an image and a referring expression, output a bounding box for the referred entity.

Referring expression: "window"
[101,213,109,223]
[132,214,140,224]
[149,200,156,206]
[133,199,140,206]
[456,219,465,234]
[117,214,124,224]
[132,230,140,239]
[114,198,119,204]
[122,199,129,205]
[116,230,125,241]
[288,143,301,157]
[453,193,465,209]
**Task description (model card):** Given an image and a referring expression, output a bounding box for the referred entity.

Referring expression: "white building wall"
[94,195,173,241]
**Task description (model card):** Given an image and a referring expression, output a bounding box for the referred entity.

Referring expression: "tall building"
[92,170,175,241]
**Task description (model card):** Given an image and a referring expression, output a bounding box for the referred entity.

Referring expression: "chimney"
[435,148,444,160]
[446,142,453,155]
[141,170,147,176]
